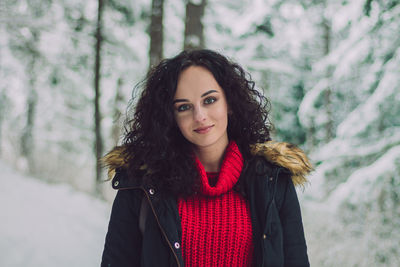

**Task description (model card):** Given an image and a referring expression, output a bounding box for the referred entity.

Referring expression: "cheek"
[214,105,229,123]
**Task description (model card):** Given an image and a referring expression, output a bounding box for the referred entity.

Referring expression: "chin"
[191,136,228,150]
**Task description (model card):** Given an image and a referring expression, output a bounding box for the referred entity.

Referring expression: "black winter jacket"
[101,142,312,267]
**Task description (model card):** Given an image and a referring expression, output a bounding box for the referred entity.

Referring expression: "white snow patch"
[298,78,329,127]
[336,49,400,138]
[313,127,400,162]
[327,145,400,211]
[0,161,111,267]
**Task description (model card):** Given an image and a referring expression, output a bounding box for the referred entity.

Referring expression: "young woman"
[101,49,312,267]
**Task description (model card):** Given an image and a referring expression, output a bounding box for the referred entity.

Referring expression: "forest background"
[1,0,399,266]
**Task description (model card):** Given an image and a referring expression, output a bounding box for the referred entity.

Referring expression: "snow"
[329,0,364,31]
[0,161,111,267]
[303,144,400,266]
[337,48,400,138]
[2,0,400,265]
[311,127,400,164]
[163,0,185,58]
[302,159,341,201]
[327,145,400,211]
[298,78,330,128]
[313,12,378,76]
[247,58,296,74]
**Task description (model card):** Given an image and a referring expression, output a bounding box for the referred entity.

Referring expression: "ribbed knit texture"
[178,141,253,267]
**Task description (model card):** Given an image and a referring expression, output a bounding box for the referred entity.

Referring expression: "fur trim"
[102,141,313,185]
[250,141,313,186]
[101,146,128,180]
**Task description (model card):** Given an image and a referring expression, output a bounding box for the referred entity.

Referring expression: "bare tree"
[322,16,334,142]
[19,29,40,174]
[184,0,207,50]
[149,0,164,69]
[111,77,124,146]
[94,0,104,194]
[0,91,5,156]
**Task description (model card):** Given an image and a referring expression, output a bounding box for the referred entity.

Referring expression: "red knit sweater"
[178,141,253,266]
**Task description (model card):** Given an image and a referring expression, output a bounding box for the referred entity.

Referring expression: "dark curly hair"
[122,49,272,197]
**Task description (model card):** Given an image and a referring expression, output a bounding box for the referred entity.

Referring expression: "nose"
[193,105,206,122]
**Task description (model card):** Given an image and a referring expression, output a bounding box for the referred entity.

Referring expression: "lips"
[194,125,214,134]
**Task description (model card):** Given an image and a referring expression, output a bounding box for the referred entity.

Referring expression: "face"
[173,66,229,151]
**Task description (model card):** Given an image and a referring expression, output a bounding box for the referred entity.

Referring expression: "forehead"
[174,66,223,97]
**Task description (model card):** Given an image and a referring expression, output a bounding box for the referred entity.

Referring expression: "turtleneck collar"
[194,141,243,196]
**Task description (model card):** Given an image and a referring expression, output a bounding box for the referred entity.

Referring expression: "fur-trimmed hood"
[250,141,312,186]
[102,141,312,186]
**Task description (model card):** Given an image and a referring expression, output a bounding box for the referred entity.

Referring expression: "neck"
[194,139,229,172]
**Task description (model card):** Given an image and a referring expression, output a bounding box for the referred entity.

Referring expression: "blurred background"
[0,0,399,266]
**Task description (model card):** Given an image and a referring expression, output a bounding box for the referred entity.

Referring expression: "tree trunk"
[0,91,6,157]
[20,88,37,173]
[322,17,333,142]
[94,0,104,194]
[183,0,206,50]
[111,77,124,146]
[149,0,164,69]
[20,30,39,174]
[306,120,317,152]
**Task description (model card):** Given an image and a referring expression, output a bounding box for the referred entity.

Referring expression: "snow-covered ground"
[0,161,111,267]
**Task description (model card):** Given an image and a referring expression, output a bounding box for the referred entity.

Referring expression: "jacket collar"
[103,141,313,188]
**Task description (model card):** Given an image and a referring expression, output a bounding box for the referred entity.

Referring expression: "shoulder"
[101,146,149,189]
[107,173,144,220]
[110,168,145,189]
[101,146,130,180]
[249,141,313,187]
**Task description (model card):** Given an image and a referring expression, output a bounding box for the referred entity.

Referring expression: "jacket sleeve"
[101,189,143,267]
[278,175,310,267]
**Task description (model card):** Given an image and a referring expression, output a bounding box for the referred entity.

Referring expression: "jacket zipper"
[119,186,181,267]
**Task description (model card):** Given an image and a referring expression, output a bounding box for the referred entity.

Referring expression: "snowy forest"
[1,0,399,266]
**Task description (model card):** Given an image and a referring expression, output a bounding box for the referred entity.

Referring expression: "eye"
[176,104,191,112]
[204,96,217,105]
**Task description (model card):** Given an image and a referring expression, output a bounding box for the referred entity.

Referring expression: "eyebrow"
[172,90,219,104]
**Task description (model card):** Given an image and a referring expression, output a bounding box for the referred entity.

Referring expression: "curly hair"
[121,49,272,197]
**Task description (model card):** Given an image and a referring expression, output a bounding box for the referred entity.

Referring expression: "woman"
[101,49,312,267]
